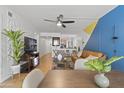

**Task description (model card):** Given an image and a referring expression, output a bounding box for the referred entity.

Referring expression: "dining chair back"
[57,54,63,62]
[22,69,44,88]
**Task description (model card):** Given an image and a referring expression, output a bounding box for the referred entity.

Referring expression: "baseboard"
[0,75,11,83]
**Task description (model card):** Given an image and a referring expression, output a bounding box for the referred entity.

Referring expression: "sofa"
[71,50,107,63]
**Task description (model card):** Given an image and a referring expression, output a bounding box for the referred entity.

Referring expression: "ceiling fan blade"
[44,19,57,22]
[62,24,66,28]
[62,21,75,23]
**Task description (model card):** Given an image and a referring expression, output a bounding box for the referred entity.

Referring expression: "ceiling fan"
[43,14,75,28]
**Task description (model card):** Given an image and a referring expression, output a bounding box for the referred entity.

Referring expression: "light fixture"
[57,21,62,27]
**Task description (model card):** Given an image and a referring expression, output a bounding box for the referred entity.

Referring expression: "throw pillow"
[86,55,98,60]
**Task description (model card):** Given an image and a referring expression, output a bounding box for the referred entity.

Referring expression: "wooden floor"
[0,53,53,88]
[0,53,72,88]
[0,73,27,88]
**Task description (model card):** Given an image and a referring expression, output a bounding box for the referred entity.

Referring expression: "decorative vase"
[94,73,109,88]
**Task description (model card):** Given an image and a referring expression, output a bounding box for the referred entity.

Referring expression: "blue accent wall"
[85,6,124,72]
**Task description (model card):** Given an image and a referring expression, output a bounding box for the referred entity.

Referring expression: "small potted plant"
[85,56,124,88]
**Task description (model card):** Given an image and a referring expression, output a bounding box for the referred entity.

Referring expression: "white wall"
[75,30,92,51]
[0,7,9,82]
[39,37,47,56]
[39,37,52,56]
[0,8,2,82]
[0,6,40,83]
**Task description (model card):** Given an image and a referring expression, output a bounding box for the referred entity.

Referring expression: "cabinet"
[20,52,39,72]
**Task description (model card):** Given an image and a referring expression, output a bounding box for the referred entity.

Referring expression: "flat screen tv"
[24,37,37,52]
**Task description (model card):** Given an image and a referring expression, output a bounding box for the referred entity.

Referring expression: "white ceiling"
[8,5,117,35]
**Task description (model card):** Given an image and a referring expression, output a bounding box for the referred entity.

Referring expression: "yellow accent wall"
[84,20,98,35]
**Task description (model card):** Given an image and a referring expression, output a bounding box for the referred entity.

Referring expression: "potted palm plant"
[3,29,24,65]
[85,56,124,88]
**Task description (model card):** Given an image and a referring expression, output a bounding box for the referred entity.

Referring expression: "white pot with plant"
[85,56,124,88]
[3,29,24,76]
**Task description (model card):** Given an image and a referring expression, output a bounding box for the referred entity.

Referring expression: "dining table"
[38,70,124,88]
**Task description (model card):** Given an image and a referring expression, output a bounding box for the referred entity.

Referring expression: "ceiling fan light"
[57,21,62,27]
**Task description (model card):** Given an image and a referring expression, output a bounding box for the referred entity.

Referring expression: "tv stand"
[20,52,39,73]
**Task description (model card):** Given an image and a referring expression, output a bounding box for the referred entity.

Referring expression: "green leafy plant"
[85,56,124,73]
[3,29,24,64]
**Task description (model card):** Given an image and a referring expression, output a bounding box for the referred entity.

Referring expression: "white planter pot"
[94,73,109,88]
[10,64,20,74]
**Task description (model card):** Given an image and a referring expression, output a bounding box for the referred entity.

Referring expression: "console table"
[20,52,39,72]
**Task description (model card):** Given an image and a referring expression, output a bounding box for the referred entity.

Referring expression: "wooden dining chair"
[22,68,44,88]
